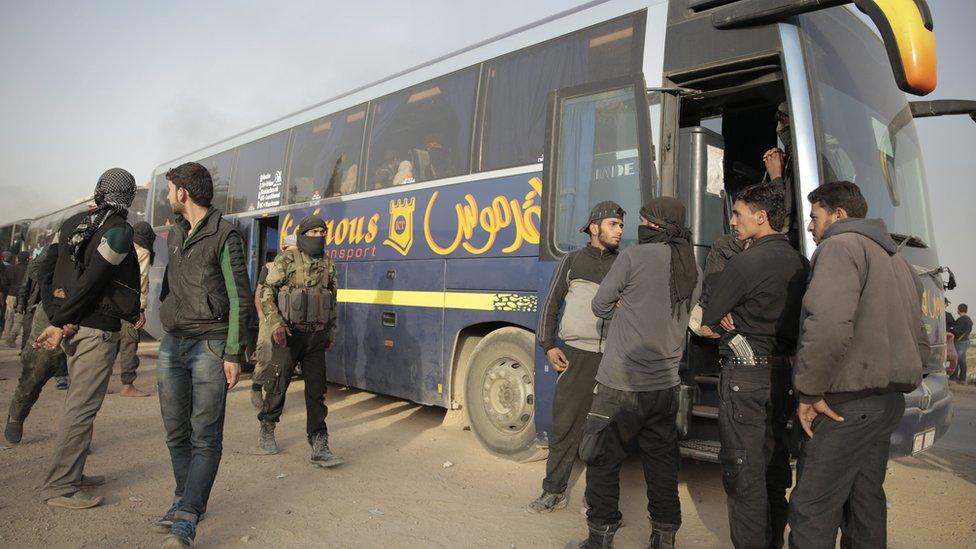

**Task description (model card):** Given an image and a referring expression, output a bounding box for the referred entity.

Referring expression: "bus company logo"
[383,197,416,256]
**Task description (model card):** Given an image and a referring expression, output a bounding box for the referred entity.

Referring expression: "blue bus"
[143,0,952,460]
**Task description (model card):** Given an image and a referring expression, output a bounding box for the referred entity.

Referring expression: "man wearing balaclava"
[256,215,341,468]
[572,197,701,549]
[33,168,141,510]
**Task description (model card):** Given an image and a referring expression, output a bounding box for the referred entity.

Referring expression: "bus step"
[679,438,720,463]
[691,405,719,419]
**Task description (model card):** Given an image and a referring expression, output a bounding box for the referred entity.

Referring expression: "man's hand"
[699,325,721,339]
[62,324,79,338]
[720,314,736,332]
[547,347,570,372]
[272,326,291,347]
[763,147,786,179]
[134,312,146,330]
[34,325,64,350]
[797,399,845,438]
[224,360,241,389]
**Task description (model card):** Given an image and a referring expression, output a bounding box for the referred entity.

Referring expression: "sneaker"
[309,433,344,468]
[46,490,103,509]
[56,376,69,390]
[527,491,568,513]
[163,519,196,548]
[4,416,23,444]
[152,501,182,533]
[259,421,278,454]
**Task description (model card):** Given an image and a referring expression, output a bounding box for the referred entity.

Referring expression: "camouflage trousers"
[7,310,67,422]
[250,318,275,386]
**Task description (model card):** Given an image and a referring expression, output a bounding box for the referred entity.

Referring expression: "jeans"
[954,340,969,382]
[542,346,602,495]
[788,392,905,549]
[580,383,681,530]
[157,334,228,521]
[718,364,794,549]
[257,329,329,442]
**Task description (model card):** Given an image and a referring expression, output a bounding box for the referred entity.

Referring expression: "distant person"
[34,168,141,509]
[153,161,251,548]
[249,233,297,409]
[572,197,700,548]
[529,202,624,514]
[425,133,454,179]
[789,181,927,547]
[392,160,415,186]
[952,303,972,383]
[111,221,155,398]
[2,251,30,347]
[373,151,399,189]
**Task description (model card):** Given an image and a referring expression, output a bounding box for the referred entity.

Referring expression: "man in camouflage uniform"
[257,215,342,467]
[249,233,296,409]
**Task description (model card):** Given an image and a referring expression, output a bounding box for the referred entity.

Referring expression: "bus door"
[537,75,655,436]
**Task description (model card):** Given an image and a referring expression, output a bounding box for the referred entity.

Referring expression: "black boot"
[648,521,678,549]
[569,521,620,549]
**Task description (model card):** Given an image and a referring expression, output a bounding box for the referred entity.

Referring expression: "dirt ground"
[0,342,974,548]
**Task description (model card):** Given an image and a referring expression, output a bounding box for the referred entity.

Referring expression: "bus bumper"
[890,371,954,457]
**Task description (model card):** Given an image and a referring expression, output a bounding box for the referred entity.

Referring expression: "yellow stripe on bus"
[337,289,498,311]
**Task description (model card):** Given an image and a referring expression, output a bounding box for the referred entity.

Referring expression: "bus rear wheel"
[464,327,536,458]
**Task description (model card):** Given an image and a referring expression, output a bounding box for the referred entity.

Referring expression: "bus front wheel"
[464,327,536,458]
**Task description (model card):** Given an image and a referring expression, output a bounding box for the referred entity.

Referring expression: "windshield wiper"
[890,232,928,250]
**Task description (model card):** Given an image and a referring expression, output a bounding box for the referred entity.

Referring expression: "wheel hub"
[482,358,533,434]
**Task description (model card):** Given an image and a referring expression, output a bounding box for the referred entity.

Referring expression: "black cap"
[580,200,626,233]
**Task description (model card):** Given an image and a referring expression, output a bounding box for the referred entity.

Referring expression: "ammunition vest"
[277,249,332,328]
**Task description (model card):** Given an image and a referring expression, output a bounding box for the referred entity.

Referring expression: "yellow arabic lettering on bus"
[422,177,542,256]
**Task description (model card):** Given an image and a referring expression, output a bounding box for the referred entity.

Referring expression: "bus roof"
[156,0,666,170]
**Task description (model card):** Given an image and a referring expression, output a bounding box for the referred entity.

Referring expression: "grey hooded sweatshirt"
[794,218,928,405]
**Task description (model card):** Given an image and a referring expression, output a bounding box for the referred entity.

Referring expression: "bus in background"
[143,0,950,461]
[0,219,31,255]
[18,187,149,256]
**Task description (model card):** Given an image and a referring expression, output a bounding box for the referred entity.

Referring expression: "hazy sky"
[1,0,973,305]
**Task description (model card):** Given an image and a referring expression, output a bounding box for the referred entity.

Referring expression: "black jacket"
[43,211,140,331]
[160,207,250,363]
[537,245,617,353]
[1,262,27,300]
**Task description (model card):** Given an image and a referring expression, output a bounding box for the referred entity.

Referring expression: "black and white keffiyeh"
[68,168,136,265]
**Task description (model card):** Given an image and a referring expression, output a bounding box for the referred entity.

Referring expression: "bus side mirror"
[853,0,936,95]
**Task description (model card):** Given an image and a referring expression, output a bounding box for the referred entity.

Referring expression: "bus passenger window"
[151,173,171,227]
[481,14,642,172]
[287,105,367,202]
[228,130,289,214]
[199,150,236,213]
[364,67,478,191]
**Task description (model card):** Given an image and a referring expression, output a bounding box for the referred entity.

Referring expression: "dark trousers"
[580,383,681,529]
[542,346,602,494]
[718,364,794,549]
[7,310,66,422]
[21,307,34,354]
[954,340,969,382]
[788,392,905,549]
[257,329,329,442]
[156,335,228,521]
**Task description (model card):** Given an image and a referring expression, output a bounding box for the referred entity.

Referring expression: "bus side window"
[364,67,478,191]
[287,105,366,202]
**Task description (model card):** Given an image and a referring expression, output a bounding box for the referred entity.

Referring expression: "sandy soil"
[0,342,973,548]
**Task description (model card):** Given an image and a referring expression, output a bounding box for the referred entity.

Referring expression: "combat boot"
[309,433,344,468]
[647,521,678,549]
[258,421,278,454]
[569,521,620,549]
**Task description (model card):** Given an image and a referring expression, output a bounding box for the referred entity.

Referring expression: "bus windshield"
[801,9,934,247]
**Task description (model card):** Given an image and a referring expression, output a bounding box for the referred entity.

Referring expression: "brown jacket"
[794,218,927,404]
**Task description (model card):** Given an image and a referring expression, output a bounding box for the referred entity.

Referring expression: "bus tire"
[464,327,536,458]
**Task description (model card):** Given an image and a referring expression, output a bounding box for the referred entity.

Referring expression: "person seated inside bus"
[392,160,414,186]
[424,133,454,180]
[339,164,358,195]
[372,150,400,190]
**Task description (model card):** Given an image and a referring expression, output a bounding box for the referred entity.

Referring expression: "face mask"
[638,225,663,244]
[777,126,792,151]
[298,234,325,257]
